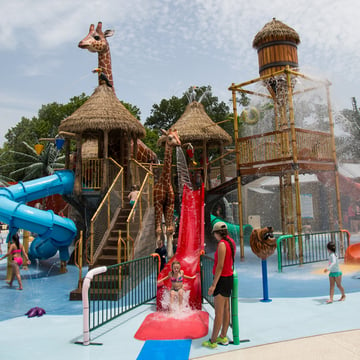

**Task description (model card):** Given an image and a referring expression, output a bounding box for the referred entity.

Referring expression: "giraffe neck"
[160,144,173,184]
[98,49,115,92]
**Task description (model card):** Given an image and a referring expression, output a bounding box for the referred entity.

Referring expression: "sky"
[1,0,359,146]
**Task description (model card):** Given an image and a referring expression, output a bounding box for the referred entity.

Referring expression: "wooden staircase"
[91,201,132,268]
[70,192,133,300]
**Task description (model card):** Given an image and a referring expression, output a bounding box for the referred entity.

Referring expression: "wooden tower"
[229,18,343,260]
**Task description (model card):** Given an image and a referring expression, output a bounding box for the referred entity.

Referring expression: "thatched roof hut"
[59,83,146,193]
[59,84,145,137]
[171,101,232,147]
[252,18,300,48]
[169,101,232,189]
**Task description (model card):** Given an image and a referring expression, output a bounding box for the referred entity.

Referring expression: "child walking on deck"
[324,241,345,303]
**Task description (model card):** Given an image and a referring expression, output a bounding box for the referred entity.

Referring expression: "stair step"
[102,246,118,255]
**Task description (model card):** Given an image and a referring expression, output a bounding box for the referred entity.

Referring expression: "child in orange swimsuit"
[157,260,196,311]
[0,233,31,290]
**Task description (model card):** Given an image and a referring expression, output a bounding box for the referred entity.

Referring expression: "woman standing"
[202,222,236,349]
[1,233,31,290]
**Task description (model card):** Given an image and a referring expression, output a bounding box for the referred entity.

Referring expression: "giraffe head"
[78,22,114,54]
[79,22,115,90]
[159,128,181,148]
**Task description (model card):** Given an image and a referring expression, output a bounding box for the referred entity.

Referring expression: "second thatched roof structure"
[59,84,145,137]
[170,101,232,147]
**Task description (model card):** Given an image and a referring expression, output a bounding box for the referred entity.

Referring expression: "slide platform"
[0,170,77,262]
[345,243,360,264]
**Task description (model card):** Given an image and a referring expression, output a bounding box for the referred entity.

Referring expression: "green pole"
[231,269,240,345]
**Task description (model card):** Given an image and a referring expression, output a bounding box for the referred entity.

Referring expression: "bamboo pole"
[77,232,83,289]
[286,67,303,264]
[232,87,245,260]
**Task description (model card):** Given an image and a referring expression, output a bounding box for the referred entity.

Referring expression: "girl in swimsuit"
[0,233,31,290]
[157,260,196,311]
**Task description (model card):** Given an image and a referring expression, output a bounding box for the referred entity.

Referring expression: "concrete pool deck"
[1,234,360,359]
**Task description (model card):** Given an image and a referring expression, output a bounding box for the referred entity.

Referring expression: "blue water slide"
[0,170,77,261]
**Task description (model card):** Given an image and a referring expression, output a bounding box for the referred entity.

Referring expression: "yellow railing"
[82,158,122,191]
[125,160,154,261]
[237,128,332,166]
[89,160,123,264]
[206,150,236,188]
[82,158,103,190]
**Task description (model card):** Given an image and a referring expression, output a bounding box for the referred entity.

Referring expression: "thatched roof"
[253,18,300,49]
[59,84,145,137]
[168,101,232,147]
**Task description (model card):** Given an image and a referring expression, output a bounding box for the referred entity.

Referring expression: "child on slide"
[157,260,196,311]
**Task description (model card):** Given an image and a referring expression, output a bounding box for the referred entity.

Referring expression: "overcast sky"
[1,0,359,146]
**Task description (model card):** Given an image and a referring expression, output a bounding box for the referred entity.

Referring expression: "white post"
[82,266,107,345]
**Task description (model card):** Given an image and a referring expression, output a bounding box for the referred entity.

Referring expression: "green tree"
[1,94,88,178]
[0,141,64,181]
[121,101,141,121]
[4,94,89,153]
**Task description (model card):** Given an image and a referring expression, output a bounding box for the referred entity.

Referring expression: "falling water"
[176,147,192,203]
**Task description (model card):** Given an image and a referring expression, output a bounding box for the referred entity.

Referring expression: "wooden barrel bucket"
[256,40,299,77]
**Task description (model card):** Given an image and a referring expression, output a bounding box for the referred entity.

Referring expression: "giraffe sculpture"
[78,21,157,163]
[78,22,115,91]
[154,129,181,258]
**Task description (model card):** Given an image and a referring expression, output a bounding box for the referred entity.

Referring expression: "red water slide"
[156,184,204,311]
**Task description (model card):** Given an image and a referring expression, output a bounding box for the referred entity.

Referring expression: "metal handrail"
[73,231,83,289]
[88,163,123,264]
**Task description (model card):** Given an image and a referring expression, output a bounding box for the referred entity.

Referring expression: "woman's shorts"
[329,271,342,277]
[214,275,233,297]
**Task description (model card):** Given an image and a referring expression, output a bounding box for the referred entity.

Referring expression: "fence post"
[231,270,240,345]
[277,235,293,272]
[82,266,107,346]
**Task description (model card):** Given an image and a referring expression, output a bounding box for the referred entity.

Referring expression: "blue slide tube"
[0,170,77,261]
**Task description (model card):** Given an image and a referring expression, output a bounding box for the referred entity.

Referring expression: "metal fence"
[277,230,350,272]
[82,253,240,345]
[85,255,159,336]
[200,255,216,308]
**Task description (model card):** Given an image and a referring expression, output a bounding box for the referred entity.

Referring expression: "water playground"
[2,18,360,360]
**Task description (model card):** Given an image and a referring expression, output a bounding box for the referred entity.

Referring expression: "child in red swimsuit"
[0,233,31,290]
[157,260,196,311]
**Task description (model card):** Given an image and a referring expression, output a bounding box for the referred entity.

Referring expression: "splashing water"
[159,287,193,318]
